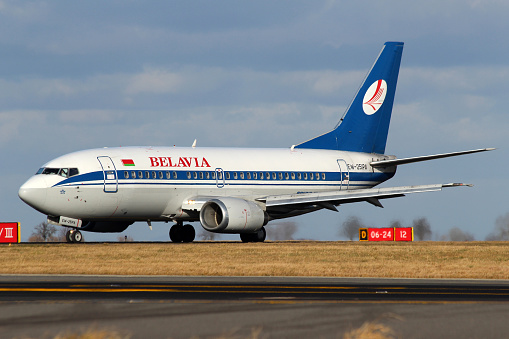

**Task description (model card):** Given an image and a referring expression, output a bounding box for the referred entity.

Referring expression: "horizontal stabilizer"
[371,148,495,168]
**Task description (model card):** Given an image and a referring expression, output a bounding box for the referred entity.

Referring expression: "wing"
[257,183,471,211]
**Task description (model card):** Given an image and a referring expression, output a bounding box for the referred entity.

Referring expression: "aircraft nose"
[18,176,48,213]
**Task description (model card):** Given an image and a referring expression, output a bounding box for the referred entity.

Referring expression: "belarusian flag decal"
[122,159,135,166]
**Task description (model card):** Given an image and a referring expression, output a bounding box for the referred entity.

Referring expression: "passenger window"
[259,172,264,180]
[212,172,216,179]
[159,171,163,179]
[186,172,191,179]
[233,172,238,179]
[199,172,204,179]
[225,172,230,180]
[291,173,296,180]
[304,173,307,180]
[285,172,289,180]
[272,172,276,180]
[297,173,301,180]
[322,173,326,180]
[240,172,244,179]
[316,173,320,180]
[131,171,136,179]
[152,171,157,179]
[206,172,210,179]
[138,171,143,178]
[193,172,198,179]
[124,171,129,179]
[266,172,270,179]
[173,171,178,179]
[145,171,149,179]
[278,173,283,180]
[166,172,171,179]
[252,172,256,180]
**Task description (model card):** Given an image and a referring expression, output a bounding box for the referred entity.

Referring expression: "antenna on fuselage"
[192,139,197,148]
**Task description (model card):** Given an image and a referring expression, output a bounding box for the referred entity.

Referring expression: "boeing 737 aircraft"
[19,42,493,243]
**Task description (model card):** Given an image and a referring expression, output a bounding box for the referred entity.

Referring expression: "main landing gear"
[240,227,266,243]
[65,229,84,243]
[169,222,196,243]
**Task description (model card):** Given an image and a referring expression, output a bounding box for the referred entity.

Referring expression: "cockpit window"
[58,168,69,177]
[39,167,79,178]
[42,168,60,175]
[69,168,79,177]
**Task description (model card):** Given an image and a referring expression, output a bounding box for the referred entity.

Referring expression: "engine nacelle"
[200,197,268,233]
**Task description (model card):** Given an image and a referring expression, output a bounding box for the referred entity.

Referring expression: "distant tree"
[389,220,403,228]
[413,217,432,241]
[339,216,363,241]
[485,212,509,241]
[442,227,475,241]
[117,235,134,242]
[29,222,57,242]
[55,227,71,242]
[267,221,298,240]
[198,228,220,241]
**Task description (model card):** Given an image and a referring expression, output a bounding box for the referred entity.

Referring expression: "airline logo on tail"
[363,79,387,115]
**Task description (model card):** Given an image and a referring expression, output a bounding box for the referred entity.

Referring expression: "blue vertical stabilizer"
[295,42,404,154]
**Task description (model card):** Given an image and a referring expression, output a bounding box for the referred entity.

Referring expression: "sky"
[1,0,506,242]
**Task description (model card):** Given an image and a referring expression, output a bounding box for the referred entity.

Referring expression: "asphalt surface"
[0,275,508,338]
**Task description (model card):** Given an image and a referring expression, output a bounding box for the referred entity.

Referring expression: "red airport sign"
[394,227,414,241]
[0,223,20,243]
[359,227,413,242]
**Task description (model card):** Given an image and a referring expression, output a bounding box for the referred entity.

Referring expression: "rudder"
[295,42,404,154]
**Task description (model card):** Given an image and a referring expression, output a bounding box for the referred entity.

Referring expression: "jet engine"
[200,197,268,233]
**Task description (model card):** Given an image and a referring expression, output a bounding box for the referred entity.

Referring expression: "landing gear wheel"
[240,233,251,243]
[182,224,195,243]
[170,224,196,243]
[169,225,183,243]
[254,227,266,242]
[65,230,73,243]
[71,230,83,243]
[240,227,266,243]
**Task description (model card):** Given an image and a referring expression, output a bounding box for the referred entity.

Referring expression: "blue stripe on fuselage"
[52,170,394,188]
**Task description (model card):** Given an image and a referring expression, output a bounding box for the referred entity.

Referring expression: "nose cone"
[19,176,48,213]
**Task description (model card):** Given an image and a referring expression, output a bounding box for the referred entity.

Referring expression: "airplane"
[18,41,494,243]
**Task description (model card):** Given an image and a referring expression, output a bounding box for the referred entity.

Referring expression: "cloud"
[126,67,182,95]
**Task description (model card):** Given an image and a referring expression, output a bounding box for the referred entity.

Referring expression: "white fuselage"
[19,146,396,223]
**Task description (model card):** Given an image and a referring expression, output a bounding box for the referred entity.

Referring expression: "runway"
[0,275,508,338]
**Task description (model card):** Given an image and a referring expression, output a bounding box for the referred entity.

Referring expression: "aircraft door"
[337,159,349,190]
[215,168,225,188]
[97,156,118,193]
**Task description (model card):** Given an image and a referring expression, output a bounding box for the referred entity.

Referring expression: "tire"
[169,225,182,243]
[182,224,195,243]
[254,227,266,242]
[65,230,73,243]
[72,230,83,243]
[240,233,251,243]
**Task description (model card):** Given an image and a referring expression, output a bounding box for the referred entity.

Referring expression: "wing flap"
[260,183,470,209]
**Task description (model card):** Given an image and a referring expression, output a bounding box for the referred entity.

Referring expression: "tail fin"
[295,42,404,154]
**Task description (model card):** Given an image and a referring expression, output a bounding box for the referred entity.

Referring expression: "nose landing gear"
[65,229,84,243]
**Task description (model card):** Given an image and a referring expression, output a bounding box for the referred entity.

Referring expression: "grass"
[0,241,508,279]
